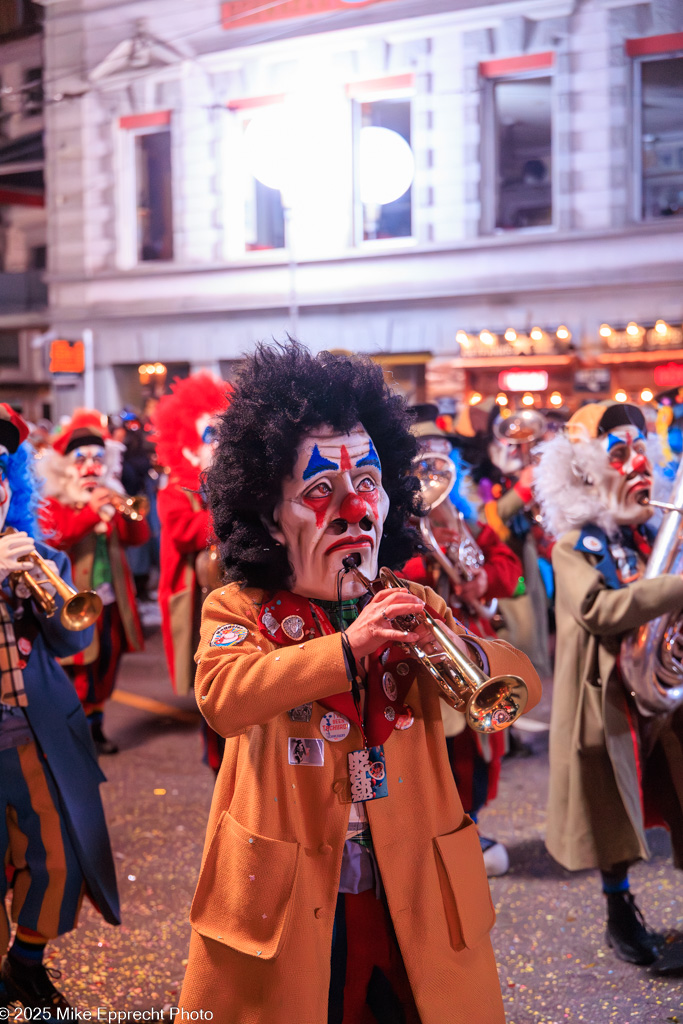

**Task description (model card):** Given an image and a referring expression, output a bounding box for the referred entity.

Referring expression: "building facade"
[0,0,51,423]
[39,0,683,415]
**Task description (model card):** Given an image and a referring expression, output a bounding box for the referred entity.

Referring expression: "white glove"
[0,532,36,584]
[14,557,59,600]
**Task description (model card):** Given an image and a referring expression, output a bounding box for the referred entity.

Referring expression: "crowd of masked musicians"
[1,349,683,1019]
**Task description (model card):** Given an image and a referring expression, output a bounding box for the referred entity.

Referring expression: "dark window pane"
[359,98,412,241]
[23,66,43,117]
[0,331,20,366]
[247,177,285,251]
[494,77,552,229]
[641,57,683,220]
[135,131,174,262]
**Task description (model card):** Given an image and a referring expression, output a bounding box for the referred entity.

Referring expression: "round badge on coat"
[281,614,305,641]
[382,672,398,702]
[394,705,415,731]
[17,637,32,657]
[396,662,410,677]
[384,705,396,722]
[582,536,602,553]
[320,711,351,742]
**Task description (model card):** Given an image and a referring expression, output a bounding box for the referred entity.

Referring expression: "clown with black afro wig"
[206,340,421,597]
[180,342,542,1023]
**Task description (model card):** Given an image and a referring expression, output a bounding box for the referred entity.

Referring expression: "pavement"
[33,613,683,1024]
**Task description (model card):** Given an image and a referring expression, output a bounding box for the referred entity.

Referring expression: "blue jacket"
[2,542,120,926]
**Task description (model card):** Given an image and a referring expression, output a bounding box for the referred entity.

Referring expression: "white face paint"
[181,414,219,473]
[488,438,524,476]
[595,424,653,527]
[0,446,11,530]
[268,425,390,602]
[63,443,107,505]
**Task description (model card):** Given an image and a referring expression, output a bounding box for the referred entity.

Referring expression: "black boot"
[605,891,663,965]
[89,716,119,755]
[1,954,70,1013]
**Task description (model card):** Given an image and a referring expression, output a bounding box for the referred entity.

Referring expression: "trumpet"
[342,558,528,734]
[2,528,103,631]
[108,493,149,522]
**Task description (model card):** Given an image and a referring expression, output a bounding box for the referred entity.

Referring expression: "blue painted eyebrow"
[302,444,339,481]
[355,439,382,471]
[606,430,646,451]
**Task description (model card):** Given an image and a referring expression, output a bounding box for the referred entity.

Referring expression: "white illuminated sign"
[498,370,549,392]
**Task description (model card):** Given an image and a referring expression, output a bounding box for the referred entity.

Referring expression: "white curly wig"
[36,438,126,501]
[535,429,621,539]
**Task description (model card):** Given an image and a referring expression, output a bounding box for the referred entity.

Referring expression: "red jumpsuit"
[40,498,148,715]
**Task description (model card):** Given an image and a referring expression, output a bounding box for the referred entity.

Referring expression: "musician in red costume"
[38,410,149,754]
[152,373,229,770]
[402,407,524,875]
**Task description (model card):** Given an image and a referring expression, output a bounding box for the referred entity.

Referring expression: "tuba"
[195,544,224,598]
[342,559,528,733]
[412,450,498,620]
[620,458,683,716]
[2,527,103,631]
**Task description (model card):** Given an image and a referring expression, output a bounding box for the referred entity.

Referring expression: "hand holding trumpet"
[0,531,37,584]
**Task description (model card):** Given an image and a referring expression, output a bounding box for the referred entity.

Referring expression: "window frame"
[631,45,683,223]
[480,59,557,236]
[347,75,416,249]
[116,111,176,269]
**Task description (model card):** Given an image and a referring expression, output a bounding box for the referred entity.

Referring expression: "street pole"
[82,327,95,408]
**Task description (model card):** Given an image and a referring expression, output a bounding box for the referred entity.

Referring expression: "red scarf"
[258,591,416,746]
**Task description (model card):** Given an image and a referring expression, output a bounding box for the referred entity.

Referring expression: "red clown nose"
[632,452,648,474]
[339,493,368,524]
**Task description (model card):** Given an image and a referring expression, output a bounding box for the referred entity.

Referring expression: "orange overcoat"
[179,581,542,1024]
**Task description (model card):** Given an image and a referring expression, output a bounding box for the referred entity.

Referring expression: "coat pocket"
[190,811,300,960]
[434,816,495,952]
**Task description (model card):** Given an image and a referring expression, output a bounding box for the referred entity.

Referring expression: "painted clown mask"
[269,426,390,601]
[0,449,11,530]
[63,443,107,504]
[594,424,653,527]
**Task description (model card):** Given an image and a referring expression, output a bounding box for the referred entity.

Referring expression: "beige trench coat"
[547,530,683,873]
[179,582,542,1024]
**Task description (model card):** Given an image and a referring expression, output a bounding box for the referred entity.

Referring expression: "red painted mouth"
[627,477,650,497]
[325,536,374,556]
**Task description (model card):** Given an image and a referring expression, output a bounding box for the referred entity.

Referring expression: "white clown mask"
[0,446,11,530]
[268,425,390,602]
[594,423,653,527]
[63,443,107,505]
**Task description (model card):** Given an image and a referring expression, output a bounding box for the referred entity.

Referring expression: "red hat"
[52,409,110,456]
[0,403,29,454]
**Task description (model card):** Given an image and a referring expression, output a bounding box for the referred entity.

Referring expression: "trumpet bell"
[61,590,103,631]
[413,451,456,512]
[466,673,528,732]
[493,408,546,446]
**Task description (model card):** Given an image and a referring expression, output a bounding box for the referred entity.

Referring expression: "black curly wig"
[205,341,421,591]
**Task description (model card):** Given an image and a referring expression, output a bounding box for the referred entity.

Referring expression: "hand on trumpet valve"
[454,567,488,604]
[0,531,36,584]
[344,589,426,659]
[88,486,116,520]
[17,557,59,599]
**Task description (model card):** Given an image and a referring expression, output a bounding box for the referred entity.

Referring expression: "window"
[640,56,683,219]
[135,130,174,261]
[492,76,553,230]
[0,331,20,367]
[354,98,412,241]
[246,175,285,251]
[22,67,43,118]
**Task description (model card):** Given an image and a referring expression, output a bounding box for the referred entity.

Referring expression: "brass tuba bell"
[343,560,528,733]
[3,527,103,631]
